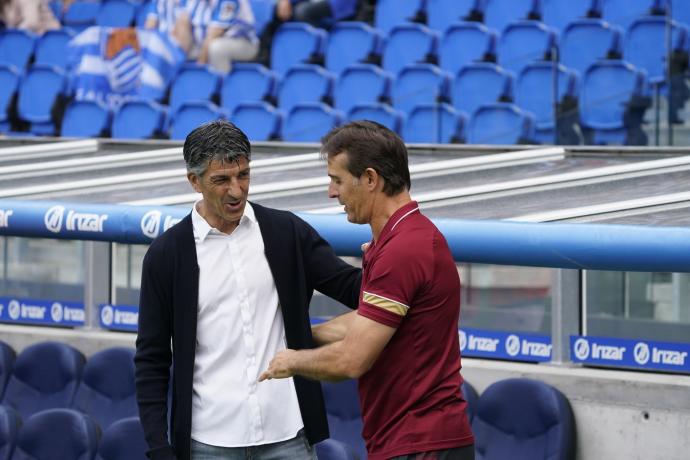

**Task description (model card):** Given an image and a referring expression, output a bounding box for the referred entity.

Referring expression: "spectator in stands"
[145,0,259,72]
[134,120,361,460]
[260,121,475,460]
[0,0,60,34]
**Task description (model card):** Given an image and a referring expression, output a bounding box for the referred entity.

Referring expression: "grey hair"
[182,120,251,177]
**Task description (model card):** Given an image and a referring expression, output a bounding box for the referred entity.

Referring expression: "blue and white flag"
[68,27,185,109]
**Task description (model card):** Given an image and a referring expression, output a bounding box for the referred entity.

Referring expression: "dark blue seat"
[169,64,222,114]
[112,99,167,139]
[348,103,405,134]
[231,102,283,141]
[271,23,327,76]
[221,63,278,115]
[468,102,535,144]
[72,347,137,431]
[561,19,623,77]
[250,0,275,36]
[63,0,100,33]
[452,62,514,117]
[440,22,498,77]
[12,409,100,460]
[278,64,335,115]
[334,64,393,116]
[403,103,467,143]
[96,417,147,460]
[0,29,36,71]
[322,379,366,459]
[34,29,75,69]
[61,100,111,137]
[283,102,343,142]
[0,65,20,133]
[17,64,68,135]
[484,0,540,33]
[382,24,439,76]
[541,0,598,32]
[472,378,576,460]
[97,0,137,27]
[427,0,481,34]
[375,0,425,34]
[498,20,558,76]
[0,341,16,401]
[393,64,451,115]
[601,0,661,31]
[170,101,224,140]
[2,341,85,420]
[0,405,20,460]
[624,16,688,84]
[461,379,480,423]
[325,22,382,75]
[314,439,359,460]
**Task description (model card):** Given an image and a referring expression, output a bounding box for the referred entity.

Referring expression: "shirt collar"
[379,200,420,241]
[192,200,256,242]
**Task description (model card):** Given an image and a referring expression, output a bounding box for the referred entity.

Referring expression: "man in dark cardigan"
[134,120,361,460]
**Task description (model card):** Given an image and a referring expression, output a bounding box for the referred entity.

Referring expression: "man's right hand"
[277,0,293,21]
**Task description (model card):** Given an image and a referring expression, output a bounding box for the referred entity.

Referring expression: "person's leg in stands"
[208,36,260,73]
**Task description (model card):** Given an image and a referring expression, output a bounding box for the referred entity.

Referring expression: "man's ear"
[363,167,381,192]
[187,172,202,193]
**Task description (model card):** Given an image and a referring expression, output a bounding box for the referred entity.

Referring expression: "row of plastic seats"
[0,29,73,72]
[52,0,152,33]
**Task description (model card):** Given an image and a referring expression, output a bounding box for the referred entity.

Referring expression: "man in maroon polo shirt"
[260,121,474,460]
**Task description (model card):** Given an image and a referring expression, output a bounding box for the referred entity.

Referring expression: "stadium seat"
[452,63,514,117]
[72,347,137,430]
[231,102,283,141]
[498,20,558,76]
[348,103,405,134]
[34,29,75,69]
[334,64,393,116]
[97,0,137,27]
[17,65,68,135]
[283,102,343,142]
[112,99,167,139]
[0,405,20,460]
[325,22,382,75]
[61,100,111,138]
[427,0,481,34]
[393,64,451,115]
[63,0,100,33]
[561,19,623,77]
[322,379,366,459]
[0,341,15,401]
[0,65,20,133]
[468,102,535,144]
[278,64,335,115]
[96,417,147,460]
[221,63,278,115]
[2,341,85,420]
[0,29,36,71]
[250,0,275,36]
[461,379,480,423]
[439,22,498,77]
[484,0,540,33]
[541,0,598,32]
[12,409,100,460]
[375,0,425,34]
[382,24,440,76]
[135,1,154,28]
[624,16,688,84]
[601,0,662,31]
[472,378,576,460]
[271,23,327,76]
[170,101,224,140]
[315,439,359,460]
[169,64,222,114]
[671,0,690,27]
[403,104,467,143]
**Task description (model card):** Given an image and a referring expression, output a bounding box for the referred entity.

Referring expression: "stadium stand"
[374,0,425,35]
[16,65,68,135]
[403,103,467,144]
[381,24,440,76]
[334,64,393,116]
[452,62,514,118]
[392,63,452,115]
[96,0,137,28]
[169,101,224,140]
[325,22,382,75]
[439,22,498,78]
[427,0,480,34]
[322,379,366,459]
[601,0,664,32]
[0,30,36,71]
[283,102,343,142]
[348,103,405,134]
[270,23,327,76]
[278,64,335,115]
[0,405,20,460]
[541,0,598,32]
[0,65,20,133]
[250,0,276,36]
[560,19,624,77]
[95,417,148,460]
[468,102,536,144]
[497,20,558,77]
[315,438,359,460]
[169,65,222,114]
[63,0,100,33]
[221,63,278,115]
[231,101,283,141]
[111,99,167,140]
[483,0,539,34]
[0,342,15,401]
[34,29,74,70]
[61,100,111,138]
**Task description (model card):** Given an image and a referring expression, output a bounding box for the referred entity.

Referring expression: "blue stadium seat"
[382,24,440,76]
[0,29,36,70]
[231,102,283,141]
[561,19,623,77]
[322,379,366,459]
[0,405,20,460]
[2,341,85,420]
[34,29,75,69]
[63,0,100,33]
[427,0,480,34]
[472,378,576,460]
[516,62,578,143]
[72,347,137,430]
[96,417,147,460]
[0,65,20,133]
[97,0,137,27]
[112,99,167,139]
[393,64,451,115]
[498,20,558,76]
[12,409,100,460]
[671,0,690,27]
[61,100,111,137]
[334,64,393,115]
[580,60,648,144]
[135,1,155,28]
[278,64,335,115]
[170,101,224,140]
[461,379,479,423]
[17,65,68,135]
[271,23,327,76]
[0,341,16,401]
[624,16,688,84]
[541,0,597,32]
[250,0,275,36]
[375,0,425,35]
[452,62,514,117]
[348,103,405,134]
[325,22,382,75]
[221,63,278,115]
[315,439,359,460]
[403,103,467,143]
[440,22,498,78]
[484,0,540,33]
[283,102,343,142]
[169,64,222,114]
[468,102,535,144]
[601,0,661,31]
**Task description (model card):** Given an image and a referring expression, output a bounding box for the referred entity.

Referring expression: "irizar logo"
[44,205,108,233]
[466,334,499,352]
[8,300,20,320]
[506,334,552,358]
[45,205,65,233]
[633,342,650,365]
[101,305,114,326]
[505,334,521,356]
[459,330,467,352]
[0,209,13,228]
[51,302,64,323]
[576,339,626,361]
[573,338,590,360]
[141,210,181,239]
[635,341,687,367]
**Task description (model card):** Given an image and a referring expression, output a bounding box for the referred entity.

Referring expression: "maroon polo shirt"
[357,201,474,460]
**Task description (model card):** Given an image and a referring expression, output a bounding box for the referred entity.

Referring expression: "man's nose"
[327,183,338,198]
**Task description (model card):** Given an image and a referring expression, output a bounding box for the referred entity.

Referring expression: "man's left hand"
[258,349,297,381]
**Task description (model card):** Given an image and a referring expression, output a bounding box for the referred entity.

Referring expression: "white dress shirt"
[190,201,304,447]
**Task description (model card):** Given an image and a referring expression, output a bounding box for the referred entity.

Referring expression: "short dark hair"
[183,120,251,176]
[320,121,411,196]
